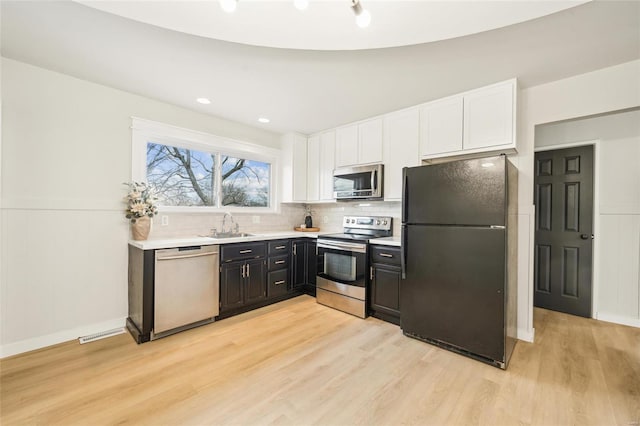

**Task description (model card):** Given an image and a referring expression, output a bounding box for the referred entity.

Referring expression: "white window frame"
[131,117,280,213]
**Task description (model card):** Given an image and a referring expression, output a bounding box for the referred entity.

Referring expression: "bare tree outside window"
[221,156,270,207]
[146,142,270,208]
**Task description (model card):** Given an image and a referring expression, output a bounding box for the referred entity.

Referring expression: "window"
[220,155,270,207]
[132,118,278,212]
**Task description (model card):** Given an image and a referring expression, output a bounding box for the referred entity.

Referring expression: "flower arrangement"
[123,182,158,223]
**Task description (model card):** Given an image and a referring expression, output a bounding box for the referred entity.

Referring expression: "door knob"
[580,234,592,240]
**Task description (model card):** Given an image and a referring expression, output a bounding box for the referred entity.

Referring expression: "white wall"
[535,110,640,327]
[518,60,640,339]
[0,58,281,357]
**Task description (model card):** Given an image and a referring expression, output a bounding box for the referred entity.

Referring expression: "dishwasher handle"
[156,251,218,261]
[156,246,219,261]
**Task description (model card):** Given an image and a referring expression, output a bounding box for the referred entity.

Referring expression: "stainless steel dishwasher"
[153,245,219,339]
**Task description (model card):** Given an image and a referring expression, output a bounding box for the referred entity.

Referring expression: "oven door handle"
[317,240,367,254]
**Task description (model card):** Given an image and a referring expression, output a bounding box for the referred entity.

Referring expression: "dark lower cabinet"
[369,245,401,325]
[291,239,317,295]
[244,258,267,304]
[268,269,289,298]
[267,239,291,299]
[220,239,306,319]
[220,242,267,314]
[291,239,307,290]
[305,240,317,295]
[126,245,155,343]
[220,259,267,312]
[220,261,245,311]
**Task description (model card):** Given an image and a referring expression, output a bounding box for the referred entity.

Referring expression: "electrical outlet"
[252,215,261,224]
[323,216,329,224]
[161,215,169,226]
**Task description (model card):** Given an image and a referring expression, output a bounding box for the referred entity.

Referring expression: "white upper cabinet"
[335,124,359,167]
[420,96,463,156]
[319,130,336,201]
[286,79,517,203]
[306,135,320,201]
[280,132,307,202]
[358,118,383,165]
[335,118,383,167]
[463,81,515,151]
[420,79,517,160]
[383,108,420,200]
[306,130,336,202]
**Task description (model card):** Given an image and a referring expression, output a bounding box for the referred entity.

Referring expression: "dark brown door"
[534,145,594,317]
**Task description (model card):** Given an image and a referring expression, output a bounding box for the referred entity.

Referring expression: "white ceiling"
[76,0,588,51]
[2,1,639,135]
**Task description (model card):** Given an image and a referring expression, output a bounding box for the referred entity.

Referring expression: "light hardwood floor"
[1,295,639,425]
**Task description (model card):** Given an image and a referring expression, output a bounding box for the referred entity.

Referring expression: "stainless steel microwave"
[333,164,383,201]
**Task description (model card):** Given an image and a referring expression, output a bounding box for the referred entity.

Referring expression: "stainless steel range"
[316,216,392,318]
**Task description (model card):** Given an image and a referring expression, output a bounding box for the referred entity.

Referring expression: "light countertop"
[129,231,328,250]
[369,236,401,247]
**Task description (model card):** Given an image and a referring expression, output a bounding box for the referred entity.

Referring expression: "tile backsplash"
[308,201,402,236]
[148,201,402,239]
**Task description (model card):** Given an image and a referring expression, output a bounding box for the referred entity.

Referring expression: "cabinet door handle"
[293,244,297,256]
[275,245,286,249]
[275,280,285,285]
[241,264,246,278]
[379,253,393,258]
[246,264,250,278]
[370,266,374,280]
[239,249,253,254]
[275,260,285,264]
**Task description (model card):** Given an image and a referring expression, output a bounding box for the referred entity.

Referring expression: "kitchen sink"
[208,232,254,239]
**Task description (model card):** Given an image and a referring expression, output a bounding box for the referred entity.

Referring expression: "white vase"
[131,216,151,241]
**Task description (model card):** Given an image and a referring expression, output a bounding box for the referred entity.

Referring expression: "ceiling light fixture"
[351,0,371,28]
[196,97,211,104]
[218,0,370,28]
[258,117,270,123]
[219,0,237,13]
[293,0,309,11]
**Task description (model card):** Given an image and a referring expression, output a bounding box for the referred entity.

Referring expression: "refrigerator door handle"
[401,225,407,279]
[401,168,408,224]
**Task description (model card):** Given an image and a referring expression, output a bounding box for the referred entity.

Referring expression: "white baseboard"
[595,312,640,328]
[0,317,127,359]
[517,327,535,343]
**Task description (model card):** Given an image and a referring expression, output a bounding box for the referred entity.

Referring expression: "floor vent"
[79,328,125,344]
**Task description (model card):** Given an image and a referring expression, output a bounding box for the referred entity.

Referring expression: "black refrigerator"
[400,155,518,369]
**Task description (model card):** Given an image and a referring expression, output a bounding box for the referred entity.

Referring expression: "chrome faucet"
[221,212,239,234]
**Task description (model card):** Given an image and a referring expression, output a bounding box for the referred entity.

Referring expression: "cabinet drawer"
[221,242,266,262]
[370,245,401,265]
[268,254,289,271]
[268,270,289,298]
[268,240,291,255]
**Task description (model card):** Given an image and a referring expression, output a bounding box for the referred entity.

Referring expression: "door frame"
[534,139,600,319]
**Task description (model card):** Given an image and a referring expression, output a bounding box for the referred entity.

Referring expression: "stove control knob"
[382,220,388,225]
[376,220,381,225]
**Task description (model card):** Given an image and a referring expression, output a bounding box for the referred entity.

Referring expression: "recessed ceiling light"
[219,0,237,13]
[481,162,495,168]
[294,0,309,11]
[258,117,270,123]
[196,98,211,105]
